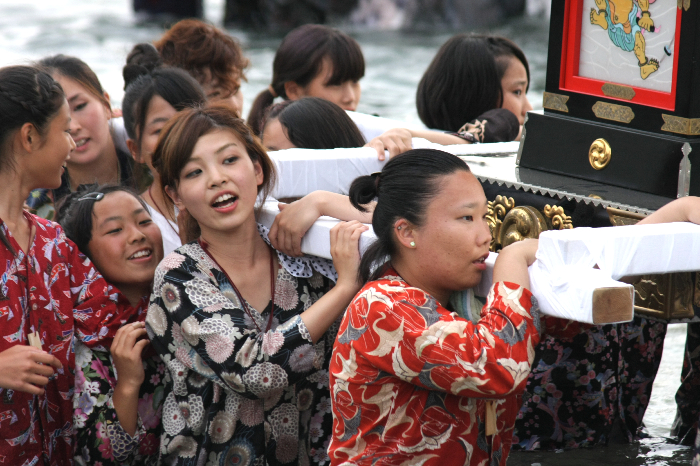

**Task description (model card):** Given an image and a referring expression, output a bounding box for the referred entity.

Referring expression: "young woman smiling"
[0,65,142,466]
[26,55,138,220]
[147,105,367,465]
[57,184,164,465]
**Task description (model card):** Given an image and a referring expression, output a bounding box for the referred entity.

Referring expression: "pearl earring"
[397,226,402,230]
[410,241,416,248]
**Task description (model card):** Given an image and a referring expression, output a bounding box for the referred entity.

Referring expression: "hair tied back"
[268,85,278,98]
[371,171,381,191]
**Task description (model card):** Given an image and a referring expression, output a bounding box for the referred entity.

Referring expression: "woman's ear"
[253,160,264,187]
[394,219,416,249]
[165,185,184,211]
[103,92,112,120]
[18,122,37,153]
[284,81,304,101]
[126,139,143,164]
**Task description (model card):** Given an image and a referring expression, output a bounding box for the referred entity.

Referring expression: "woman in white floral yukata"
[146,104,368,465]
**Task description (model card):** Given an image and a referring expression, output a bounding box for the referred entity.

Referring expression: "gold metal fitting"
[589,138,611,170]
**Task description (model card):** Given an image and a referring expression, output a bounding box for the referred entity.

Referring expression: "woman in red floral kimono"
[0,66,141,466]
[328,149,541,466]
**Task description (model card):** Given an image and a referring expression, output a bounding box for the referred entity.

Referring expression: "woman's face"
[500,56,532,125]
[169,129,263,237]
[261,118,295,152]
[295,59,361,112]
[88,191,164,295]
[53,74,113,167]
[200,68,244,116]
[409,170,492,293]
[134,95,177,174]
[26,100,76,189]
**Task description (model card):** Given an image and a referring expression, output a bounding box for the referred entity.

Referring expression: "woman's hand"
[111,322,149,437]
[269,195,324,257]
[365,128,413,161]
[0,345,62,395]
[493,238,539,289]
[111,322,149,390]
[330,220,368,292]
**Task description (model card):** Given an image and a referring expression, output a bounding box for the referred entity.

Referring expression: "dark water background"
[0,0,691,463]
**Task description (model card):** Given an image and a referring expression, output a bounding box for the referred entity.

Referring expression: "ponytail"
[248,24,365,136]
[348,149,471,283]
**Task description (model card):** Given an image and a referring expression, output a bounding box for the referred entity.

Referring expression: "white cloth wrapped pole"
[268,140,519,199]
[257,201,377,258]
[257,201,633,324]
[528,222,700,324]
[346,110,426,142]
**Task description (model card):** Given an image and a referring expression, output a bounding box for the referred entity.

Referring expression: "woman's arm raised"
[269,191,373,257]
[147,221,366,398]
[637,196,700,225]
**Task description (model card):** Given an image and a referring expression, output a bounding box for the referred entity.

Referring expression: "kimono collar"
[256,223,338,283]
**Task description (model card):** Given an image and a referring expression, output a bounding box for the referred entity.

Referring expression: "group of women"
[0,16,698,466]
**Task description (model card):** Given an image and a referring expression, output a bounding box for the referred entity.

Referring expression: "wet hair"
[416,34,530,132]
[154,19,249,102]
[248,24,365,135]
[55,183,149,260]
[122,58,206,148]
[349,149,471,282]
[38,54,111,110]
[153,104,277,240]
[0,65,65,256]
[262,97,365,149]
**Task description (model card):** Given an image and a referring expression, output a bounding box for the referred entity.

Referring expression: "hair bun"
[348,174,378,212]
[123,43,162,89]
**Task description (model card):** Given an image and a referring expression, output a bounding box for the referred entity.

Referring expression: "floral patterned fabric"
[146,240,338,466]
[671,322,700,445]
[512,315,667,450]
[0,213,140,466]
[73,297,164,466]
[328,269,541,466]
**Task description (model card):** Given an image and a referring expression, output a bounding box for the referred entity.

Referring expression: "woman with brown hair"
[154,19,249,115]
[146,104,367,464]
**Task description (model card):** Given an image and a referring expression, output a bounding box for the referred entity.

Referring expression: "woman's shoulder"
[29,213,68,242]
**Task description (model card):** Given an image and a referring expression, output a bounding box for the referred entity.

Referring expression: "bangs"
[323,35,365,85]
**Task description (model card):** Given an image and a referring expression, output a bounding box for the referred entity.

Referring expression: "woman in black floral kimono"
[146,104,367,465]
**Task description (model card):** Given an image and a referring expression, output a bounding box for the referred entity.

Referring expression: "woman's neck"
[201,215,268,271]
[0,165,35,236]
[120,283,150,308]
[392,255,451,307]
[144,177,175,222]
[68,142,119,187]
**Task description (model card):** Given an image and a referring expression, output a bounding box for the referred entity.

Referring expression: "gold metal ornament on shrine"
[589,138,611,170]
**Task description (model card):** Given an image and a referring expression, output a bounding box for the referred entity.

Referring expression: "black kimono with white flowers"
[146,230,338,466]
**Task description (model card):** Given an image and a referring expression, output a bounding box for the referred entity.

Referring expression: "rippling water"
[0,0,691,463]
